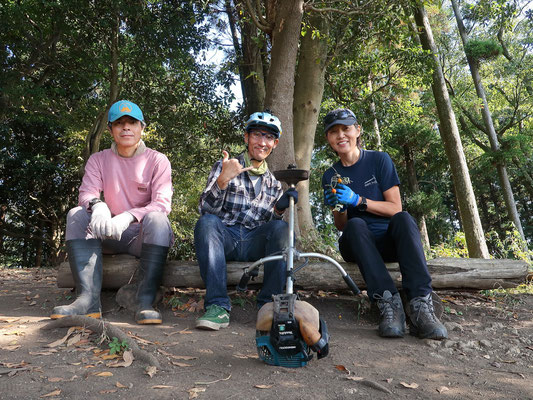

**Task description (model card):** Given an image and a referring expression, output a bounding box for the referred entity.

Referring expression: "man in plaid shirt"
[194,111,297,330]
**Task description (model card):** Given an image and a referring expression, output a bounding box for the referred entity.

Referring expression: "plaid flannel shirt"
[199,153,283,229]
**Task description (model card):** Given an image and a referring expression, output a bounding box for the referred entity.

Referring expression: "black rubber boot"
[135,243,168,324]
[409,293,448,340]
[50,239,102,319]
[373,290,406,338]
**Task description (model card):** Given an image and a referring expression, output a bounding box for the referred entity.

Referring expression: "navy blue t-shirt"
[321,150,400,237]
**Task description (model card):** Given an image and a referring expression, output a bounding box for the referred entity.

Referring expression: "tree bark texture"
[262,0,304,172]
[57,255,529,291]
[403,143,431,251]
[412,4,489,258]
[293,13,329,240]
[234,0,266,115]
[450,0,526,246]
[83,14,120,164]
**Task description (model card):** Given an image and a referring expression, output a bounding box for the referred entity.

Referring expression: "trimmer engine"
[256,294,329,368]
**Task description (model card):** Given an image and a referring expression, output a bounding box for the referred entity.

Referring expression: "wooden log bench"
[57,256,529,291]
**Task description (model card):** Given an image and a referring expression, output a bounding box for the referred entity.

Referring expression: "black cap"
[323,108,357,134]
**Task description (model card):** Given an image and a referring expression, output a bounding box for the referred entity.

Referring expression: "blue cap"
[108,100,144,123]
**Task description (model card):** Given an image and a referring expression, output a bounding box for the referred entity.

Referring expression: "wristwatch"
[356,196,367,212]
[88,198,103,211]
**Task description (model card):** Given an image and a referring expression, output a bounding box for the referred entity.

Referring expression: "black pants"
[339,211,432,301]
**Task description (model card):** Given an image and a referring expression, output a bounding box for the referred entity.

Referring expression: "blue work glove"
[335,184,360,207]
[275,188,298,212]
[324,188,338,207]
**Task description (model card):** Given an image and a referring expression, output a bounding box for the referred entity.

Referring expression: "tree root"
[41,316,162,370]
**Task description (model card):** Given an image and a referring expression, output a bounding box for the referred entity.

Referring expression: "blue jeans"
[194,214,288,311]
[339,211,432,301]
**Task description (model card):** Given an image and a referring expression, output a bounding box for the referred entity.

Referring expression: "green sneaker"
[195,304,230,331]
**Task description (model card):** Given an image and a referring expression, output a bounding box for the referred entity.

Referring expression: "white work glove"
[89,202,112,239]
[109,212,135,241]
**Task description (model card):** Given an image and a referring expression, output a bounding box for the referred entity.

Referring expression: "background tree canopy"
[1,0,531,268]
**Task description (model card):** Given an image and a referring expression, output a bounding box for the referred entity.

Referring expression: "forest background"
[1,0,531,269]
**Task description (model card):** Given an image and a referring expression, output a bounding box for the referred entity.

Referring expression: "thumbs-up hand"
[217,150,253,190]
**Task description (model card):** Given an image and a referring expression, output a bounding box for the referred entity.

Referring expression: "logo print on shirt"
[364,175,378,187]
[120,103,132,113]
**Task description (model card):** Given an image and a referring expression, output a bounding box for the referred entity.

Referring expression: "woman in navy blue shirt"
[322,108,447,341]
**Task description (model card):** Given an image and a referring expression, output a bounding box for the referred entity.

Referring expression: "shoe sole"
[136,318,162,325]
[50,312,101,320]
[195,320,229,331]
[409,326,448,340]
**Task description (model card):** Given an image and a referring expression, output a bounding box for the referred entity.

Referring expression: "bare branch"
[243,0,272,33]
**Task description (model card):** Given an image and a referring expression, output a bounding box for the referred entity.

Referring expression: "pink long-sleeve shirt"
[78,147,173,222]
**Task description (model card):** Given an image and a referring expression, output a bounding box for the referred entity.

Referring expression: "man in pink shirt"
[50,100,173,324]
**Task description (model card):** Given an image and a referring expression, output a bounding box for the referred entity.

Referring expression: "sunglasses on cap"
[323,109,356,125]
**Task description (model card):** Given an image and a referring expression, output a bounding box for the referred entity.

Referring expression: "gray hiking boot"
[373,290,405,338]
[409,293,448,340]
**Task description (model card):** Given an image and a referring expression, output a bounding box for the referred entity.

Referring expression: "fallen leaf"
[101,354,119,360]
[29,350,58,356]
[67,333,82,347]
[179,328,193,335]
[170,361,192,367]
[47,327,77,348]
[40,389,61,398]
[195,374,231,385]
[254,384,272,389]
[145,365,157,378]
[115,381,127,388]
[152,385,174,389]
[335,364,351,374]
[346,376,364,381]
[108,350,134,368]
[187,387,206,399]
[158,349,197,360]
[1,345,21,351]
[399,382,419,389]
[127,332,155,345]
[48,377,64,383]
[94,371,113,377]
[199,349,213,354]
[99,389,117,394]
[437,386,450,393]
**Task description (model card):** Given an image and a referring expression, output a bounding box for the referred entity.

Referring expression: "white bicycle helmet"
[245,110,282,138]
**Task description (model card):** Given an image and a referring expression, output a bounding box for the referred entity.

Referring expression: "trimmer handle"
[237,268,259,292]
[343,274,361,296]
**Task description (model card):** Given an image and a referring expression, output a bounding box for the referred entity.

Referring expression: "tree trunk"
[57,255,529,291]
[450,0,527,248]
[82,14,120,164]
[233,0,266,115]
[263,0,304,173]
[411,4,489,258]
[367,78,382,150]
[403,143,431,251]
[293,13,328,241]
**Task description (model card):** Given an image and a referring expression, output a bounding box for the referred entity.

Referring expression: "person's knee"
[390,211,415,229]
[194,214,223,242]
[344,217,369,235]
[143,211,170,229]
[267,220,288,247]
[66,206,88,224]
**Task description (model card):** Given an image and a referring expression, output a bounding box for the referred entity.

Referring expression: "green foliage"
[464,39,502,62]
[430,232,470,258]
[108,337,129,355]
[485,225,532,261]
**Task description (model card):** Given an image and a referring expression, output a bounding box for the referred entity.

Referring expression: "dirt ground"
[1,268,532,400]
